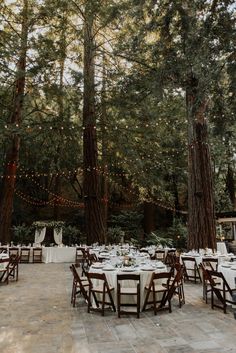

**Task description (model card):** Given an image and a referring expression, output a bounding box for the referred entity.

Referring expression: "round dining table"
[89,261,167,309]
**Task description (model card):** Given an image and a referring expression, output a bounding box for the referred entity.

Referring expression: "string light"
[15,189,84,208]
[0,118,187,135]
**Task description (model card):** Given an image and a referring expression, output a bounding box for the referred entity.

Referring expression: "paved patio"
[0,264,236,353]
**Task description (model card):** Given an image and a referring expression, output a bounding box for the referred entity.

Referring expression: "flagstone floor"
[0,263,236,353]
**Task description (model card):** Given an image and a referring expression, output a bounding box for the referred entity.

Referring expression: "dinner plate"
[103,267,115,271]
[156,266,166,269]
[141,268,154,271]
[91,264,104,269]
[221,264,231,268]
[120,268,136,272]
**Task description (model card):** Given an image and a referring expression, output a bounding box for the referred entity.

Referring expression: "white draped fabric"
[53,228,63,245]
[34,227,46,244]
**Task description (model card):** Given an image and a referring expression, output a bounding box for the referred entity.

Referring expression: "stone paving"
[0,263,236,353]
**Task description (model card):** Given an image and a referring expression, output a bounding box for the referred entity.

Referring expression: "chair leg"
[117,285,121,318]
[142,289,149,312]
[153,291,157,315]
[88,289,91,313]
[137,284,140,318]
[211,289,214,310]
[71,281,75,306]
[107,289,116,312]
[102,290,105,316]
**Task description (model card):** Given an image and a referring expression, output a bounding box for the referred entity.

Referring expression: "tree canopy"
[0,0,235,247]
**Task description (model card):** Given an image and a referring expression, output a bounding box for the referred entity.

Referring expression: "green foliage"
[145,218,187,250]
[62,225,86,245]
[0,0,235,242]
[146,232,174,248]
[107,226,124,244]
[109,211,143,241]
[12,225,34,245]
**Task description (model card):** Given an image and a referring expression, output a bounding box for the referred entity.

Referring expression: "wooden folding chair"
[20,248,30,263]
[70,264,89,307]
[117,274,141,318]
[181,256,202,283]
[87,272,116,316]
[33,248,42,263]
[159,266,184,311]
[0,254,20,284]
[143,271,172,314]
[206,269,236,314]
[169,263,185,307]
[155,250,166,262]
[75,247,84,267]
[165,250,176,266]
[200,263,220,303]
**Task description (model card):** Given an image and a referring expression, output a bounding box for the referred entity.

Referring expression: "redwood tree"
[186,76,216,250]
[0,0,29,243]
[82,2,105,244]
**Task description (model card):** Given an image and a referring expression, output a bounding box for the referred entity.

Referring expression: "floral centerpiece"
[122,256,135,267]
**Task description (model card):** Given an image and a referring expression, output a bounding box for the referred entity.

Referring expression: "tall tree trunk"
[226,164,235,209]
[101,55,109,243]
[82,4,105,244]
[187,75,216,251]
[143,202,156,235]
[53,5,68,220]
[0,0,28,244]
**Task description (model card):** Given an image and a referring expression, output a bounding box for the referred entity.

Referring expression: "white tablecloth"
[42,247,76,263]
[89,264,167,309]
[217,242,228,255]
[218,264,236,303]
[0,254,9,270]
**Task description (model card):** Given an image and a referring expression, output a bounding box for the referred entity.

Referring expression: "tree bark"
[0,0,28,244]
[82,3,105,244]
[143,202,156,235]
[101,55,109,243]
[187,75,216,251]
[226,164,235,209]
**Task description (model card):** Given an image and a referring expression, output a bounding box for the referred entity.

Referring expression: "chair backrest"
[33,248,42,262]
[9,247,20,257]
[70,264,84,284]
[70,264,89,300]
[202,257,218,271]
[206,269,232,295]
[160,266,184,307]
[20,248,30,262]
[3,254,20,282]
[181,256,197,268]
[140,249,149,253]
[165,251,177,266]
[75,247,84,260]
[155,250,165,260]
[87,271,106,282]
[87,272,112,293]
[88,253,98,265]
[151,271,172,287]
[117,273,140,283]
